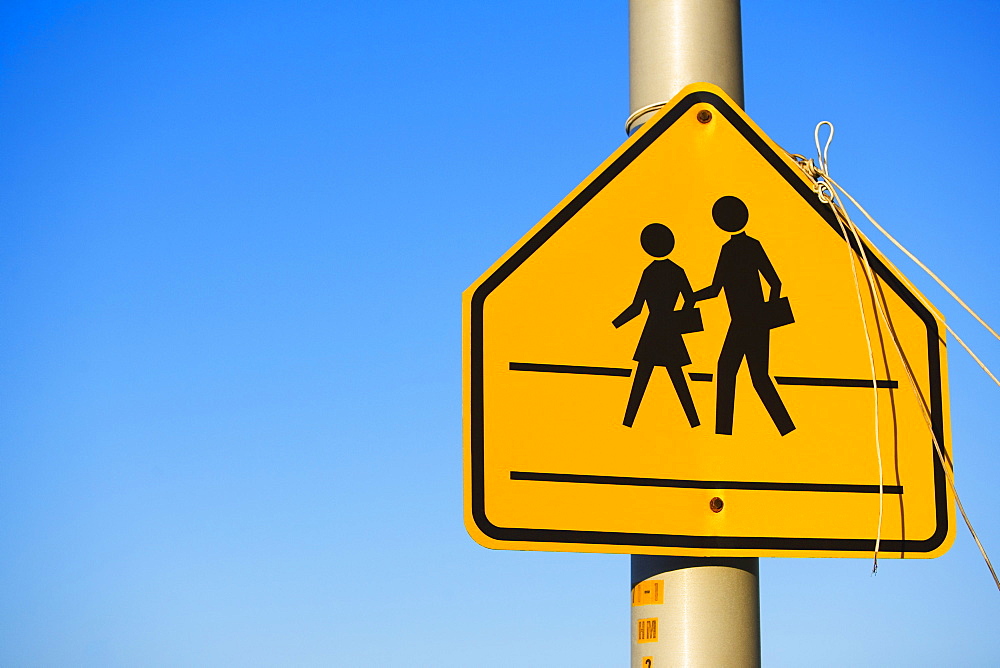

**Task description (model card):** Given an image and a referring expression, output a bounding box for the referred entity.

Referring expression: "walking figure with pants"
[693,195,796,436]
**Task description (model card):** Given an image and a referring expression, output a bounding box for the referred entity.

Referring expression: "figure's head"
[640,223,675,257]
[712,195,748,233]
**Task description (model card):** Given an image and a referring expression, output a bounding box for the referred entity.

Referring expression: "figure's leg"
[666,365,700,428]
[623,363,653,427]
[746,328,796,435]
[715,328,744,435]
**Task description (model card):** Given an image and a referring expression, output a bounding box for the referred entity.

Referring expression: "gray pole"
[627,2,760,667]
[629,0,744,127]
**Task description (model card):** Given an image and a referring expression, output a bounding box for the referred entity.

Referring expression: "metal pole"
[627,2,760,666]
[631,556,760,666]
[629,0,744,128]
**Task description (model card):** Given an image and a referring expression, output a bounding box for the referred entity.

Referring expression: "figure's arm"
[691,284,721,302]
[692,251,725,302]
[613,296,643,328]
[758,244,781,301]
[613,274,646,328]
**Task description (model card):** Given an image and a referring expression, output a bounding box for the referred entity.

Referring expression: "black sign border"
[468,90,949,554]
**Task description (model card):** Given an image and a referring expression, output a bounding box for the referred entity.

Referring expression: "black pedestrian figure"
[693,196,796,436]
[613,223,701,429]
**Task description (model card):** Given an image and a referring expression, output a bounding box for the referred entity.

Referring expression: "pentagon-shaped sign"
[463,83,953,558]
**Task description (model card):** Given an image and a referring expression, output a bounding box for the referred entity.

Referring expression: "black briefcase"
[765,297,794,329]
[672,307,704,334]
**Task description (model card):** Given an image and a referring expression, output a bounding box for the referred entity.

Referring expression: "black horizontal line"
[776,376,898,389]
[689,373,897,388]
[509,363,897,389]
[509,362,631,377]
[511,471,903,495]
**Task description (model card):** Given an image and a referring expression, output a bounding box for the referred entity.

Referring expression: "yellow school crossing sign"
[463,83,953,558]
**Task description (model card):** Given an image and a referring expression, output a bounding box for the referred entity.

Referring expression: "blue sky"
[1,1,998,665]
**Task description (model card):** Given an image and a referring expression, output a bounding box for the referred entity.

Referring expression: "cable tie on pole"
[625,101,669,135]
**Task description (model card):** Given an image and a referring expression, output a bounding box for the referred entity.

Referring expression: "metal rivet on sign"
[709,496,724,513]
[697,109,713,124]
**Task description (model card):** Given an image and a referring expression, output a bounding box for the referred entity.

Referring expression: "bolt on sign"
[463,83,954,558]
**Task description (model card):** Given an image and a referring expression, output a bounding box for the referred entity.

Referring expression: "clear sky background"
[2,1,999,666]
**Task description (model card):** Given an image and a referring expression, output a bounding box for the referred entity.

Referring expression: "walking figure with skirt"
[613,223,702,429]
